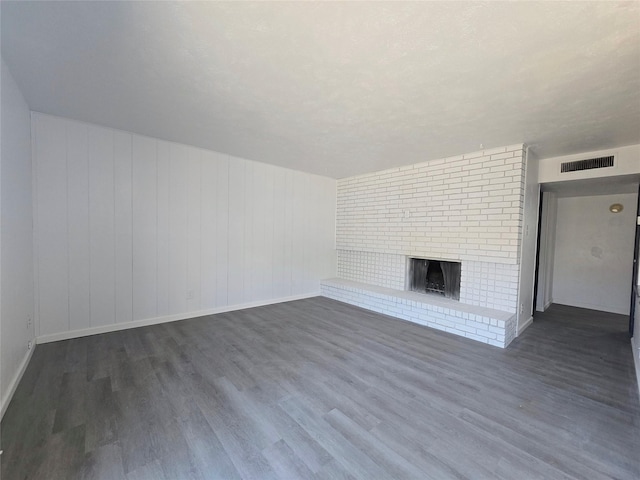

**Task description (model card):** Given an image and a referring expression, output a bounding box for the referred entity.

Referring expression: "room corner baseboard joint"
[1,344,35,420]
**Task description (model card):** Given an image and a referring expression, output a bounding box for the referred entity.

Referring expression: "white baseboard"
[1,344,35,420]
[535,299,553,313]
[36,293,319,344]
[552,298,628,316]
[632,335,640,401]
[517,315,533,336]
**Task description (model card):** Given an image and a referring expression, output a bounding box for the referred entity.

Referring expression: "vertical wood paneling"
[35,116,69,336]
[227,159,245,305]
[309,178,330,291]
[248,162,260,300]
[200,151,219,309]
[265,166,276,300]
[156,141,170,316]
[271,169,287,298]
[132,136,157,320]
[321,179,337,280]
[283,170,294,297]
[187,148,202,311]
[243,161,255,302]
[66,121,90,331]
[168,143,188,314]
[114,132,133,324]
[253,162,274,301]
[305,177,320,293]
[33,114,337,339]
[303,175,317,293]
[263,165,275,299]
[215,156,230,306]
[291,172,308,295]
[88,126,115,327]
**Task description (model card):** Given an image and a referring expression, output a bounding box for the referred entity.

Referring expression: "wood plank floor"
[2,298,639,479]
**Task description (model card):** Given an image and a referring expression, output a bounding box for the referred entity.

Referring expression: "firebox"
[407,258,461,300]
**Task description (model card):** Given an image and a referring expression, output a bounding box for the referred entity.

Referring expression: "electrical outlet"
[519,303,524,315]
[27,316,32,330]
[27,341,32,350]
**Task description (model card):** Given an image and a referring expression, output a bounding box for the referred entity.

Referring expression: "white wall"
[32,113,336,342]
[1,59,35,417]
[552,193,636,315]
[516,148,540,334]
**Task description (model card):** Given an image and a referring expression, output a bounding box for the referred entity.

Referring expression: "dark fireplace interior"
[408,258,461,300]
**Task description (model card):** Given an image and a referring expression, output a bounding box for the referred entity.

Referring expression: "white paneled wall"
[1,59,35,418]
[32,113,336,341]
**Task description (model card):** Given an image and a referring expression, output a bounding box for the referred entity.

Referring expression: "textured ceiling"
[2,1,639,178]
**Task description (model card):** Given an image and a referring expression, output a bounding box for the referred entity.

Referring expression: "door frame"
[629,184,640,336]
[532,191,544,316]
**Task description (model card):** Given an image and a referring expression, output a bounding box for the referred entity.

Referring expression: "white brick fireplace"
[321,144,526,348]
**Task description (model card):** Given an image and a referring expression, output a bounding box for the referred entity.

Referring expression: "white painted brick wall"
[460,261,520,312]
[336,250,405,290]
[336,144,526,263]
[337,252,519,313]
[334,144,526,314]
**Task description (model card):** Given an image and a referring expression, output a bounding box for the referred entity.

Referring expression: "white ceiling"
[2,1,639,178]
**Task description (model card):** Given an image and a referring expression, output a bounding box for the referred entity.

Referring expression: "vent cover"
[560,156,615,173]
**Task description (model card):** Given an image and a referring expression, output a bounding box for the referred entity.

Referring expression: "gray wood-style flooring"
[2,298,639,479]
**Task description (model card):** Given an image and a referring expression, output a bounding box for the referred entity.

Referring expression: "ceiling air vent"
[560,155,615,173]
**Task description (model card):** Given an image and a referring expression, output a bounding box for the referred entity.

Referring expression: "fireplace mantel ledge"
[322,278,513,319]
[320,278,518,348]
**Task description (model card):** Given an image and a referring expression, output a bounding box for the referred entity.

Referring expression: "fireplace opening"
[426,262,445,295]
[408,258,461,300]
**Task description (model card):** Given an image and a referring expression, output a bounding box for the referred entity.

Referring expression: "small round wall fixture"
[609,203,624,213]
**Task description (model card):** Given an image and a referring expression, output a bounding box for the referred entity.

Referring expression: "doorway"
[534,179,639,326]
